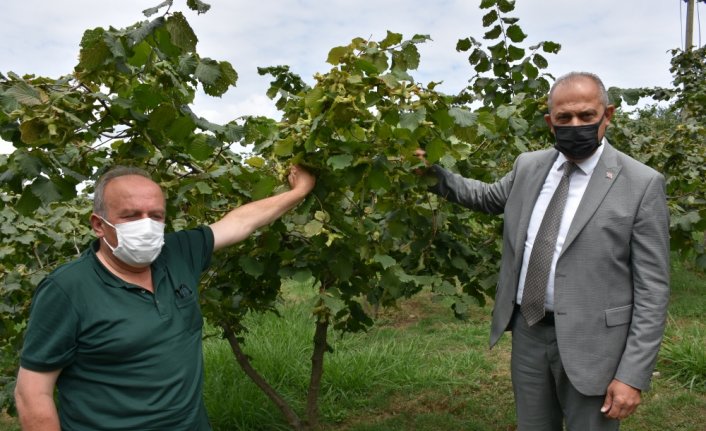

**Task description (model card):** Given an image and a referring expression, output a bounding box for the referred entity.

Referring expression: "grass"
[201,258,706,430]
[657,258,706,394]
[2,258,704,430]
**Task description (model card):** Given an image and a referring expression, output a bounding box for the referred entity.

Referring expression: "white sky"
[1,0,704,153]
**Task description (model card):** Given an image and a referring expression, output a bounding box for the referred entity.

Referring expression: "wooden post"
[685,0,695,50]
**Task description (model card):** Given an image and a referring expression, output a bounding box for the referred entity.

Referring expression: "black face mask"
[552,114,605,160]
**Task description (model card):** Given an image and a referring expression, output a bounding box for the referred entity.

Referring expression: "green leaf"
[523,61,539,79]
[674,211,700,230]
[482,10,498,27]
[425,138,445,163]
[15,152,44,177]
[484,25,502,40]
[187,0,211,14]
[497,0,515,13]
[15,188,41,215]
[195,59,220,85]
[148,104,178,130]
[6,82,43,106]
[456,38,473,52]
[373,254,396,269]
[508,45,525,61]
[542,41,562,54]
[506,25,527,43]
[533,54,549,69]
[380,74,399,88]
[245,156,265,168]
[251,176,277,200]
[0,246,15,259]
[496,105,515,119]
[128,17,166,47]
[399,107,426,131]
[195,181,213,194]
[327,154,354,170]
[31,178,62,205]
[143,0,172,17]
[327,46,349,65]
[238,255,264,278]
[509,116,529,134]
[19,119,47,145]
[303,219,324,237]
[78,28,110,72]
[291,269,313,284]
[489,41,507,59]
[512,136,528,152]
[398,43,421,71]
[186,135,213,160]
[166,12,198,52]
[167,116,197,141]
[304,87,326,116]
[133,84,163,109]
[431,108,454,130]
[448,107,476,127]
[480,0,496,9]
[204,61,238,97]
[477,111,496,132]
[380,31,403,49]
[367,166,391,191]
[176,53,199,75]
[274,136,294,156]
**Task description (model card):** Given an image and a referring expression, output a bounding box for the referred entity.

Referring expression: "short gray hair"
[547,71,609,112]
[93,166,154,217]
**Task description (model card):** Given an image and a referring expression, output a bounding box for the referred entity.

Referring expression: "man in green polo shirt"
[14,164,315,431]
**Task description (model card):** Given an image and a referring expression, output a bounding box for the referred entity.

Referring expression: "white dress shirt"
[516,141,605,311]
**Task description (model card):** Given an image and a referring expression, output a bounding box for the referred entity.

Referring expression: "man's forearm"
[16,394,61,431]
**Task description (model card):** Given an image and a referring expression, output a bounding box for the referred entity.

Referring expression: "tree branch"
[221,323,304,431]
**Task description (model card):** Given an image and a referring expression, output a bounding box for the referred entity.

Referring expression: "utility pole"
[685,0,695,50]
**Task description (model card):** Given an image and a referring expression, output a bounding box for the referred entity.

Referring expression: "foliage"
[0,0,246,413]
[609,46,706,268]
[0,194,93,411]
[1,0,705,428]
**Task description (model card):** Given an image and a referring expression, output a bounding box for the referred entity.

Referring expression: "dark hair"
[93,166,154,217]
[547,71,609,112]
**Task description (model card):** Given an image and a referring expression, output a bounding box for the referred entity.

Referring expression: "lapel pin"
[606,171,613,180]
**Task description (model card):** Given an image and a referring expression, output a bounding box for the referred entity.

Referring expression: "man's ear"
[544,113,555,133]
[90,214,106,237]
[604,104,616,124]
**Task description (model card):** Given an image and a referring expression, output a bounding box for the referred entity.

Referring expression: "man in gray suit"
[417,72,670,430]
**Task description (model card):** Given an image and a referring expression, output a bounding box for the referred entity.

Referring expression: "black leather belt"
[514,304,555,326]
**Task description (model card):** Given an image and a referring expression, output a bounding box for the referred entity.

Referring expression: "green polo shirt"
[20,226,214,431]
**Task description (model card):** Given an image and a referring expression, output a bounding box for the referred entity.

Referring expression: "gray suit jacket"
[431,142,670,395]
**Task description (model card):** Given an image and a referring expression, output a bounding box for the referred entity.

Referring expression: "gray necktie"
[521,161,576,326]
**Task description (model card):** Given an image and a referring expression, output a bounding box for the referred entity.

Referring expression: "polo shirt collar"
[87,239,166,290]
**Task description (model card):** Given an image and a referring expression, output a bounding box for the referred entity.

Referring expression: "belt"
[514,304,555,326]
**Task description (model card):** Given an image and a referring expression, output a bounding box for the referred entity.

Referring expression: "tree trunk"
[221,324,304,430]
[304,317,329,429]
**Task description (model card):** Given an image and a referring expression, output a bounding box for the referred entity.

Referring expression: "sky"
[1,0,703,153]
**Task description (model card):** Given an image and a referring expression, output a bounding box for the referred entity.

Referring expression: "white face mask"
[100,217,165,267]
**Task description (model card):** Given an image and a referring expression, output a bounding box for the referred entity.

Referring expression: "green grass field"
[200,257,705,430]
[2,257,704,430]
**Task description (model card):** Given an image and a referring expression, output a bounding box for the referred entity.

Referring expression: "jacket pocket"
[605,304,633,327]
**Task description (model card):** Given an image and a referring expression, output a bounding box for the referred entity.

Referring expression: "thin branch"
[33,245,44,269]
[221,324,304,430]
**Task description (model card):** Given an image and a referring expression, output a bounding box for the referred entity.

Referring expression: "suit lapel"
[561,142,622,255]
